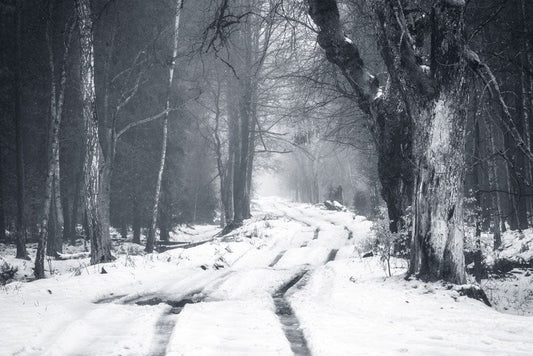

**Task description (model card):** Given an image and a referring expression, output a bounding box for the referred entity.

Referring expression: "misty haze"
[0,0,532,355]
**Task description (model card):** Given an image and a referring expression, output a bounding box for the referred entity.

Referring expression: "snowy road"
[1,197,533,355]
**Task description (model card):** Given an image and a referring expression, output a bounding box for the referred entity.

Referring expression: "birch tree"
[145,0,183,253]
[76,0,113,264]
[34,1,75,278]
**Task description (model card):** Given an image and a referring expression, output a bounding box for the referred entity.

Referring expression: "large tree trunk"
[146,0,182,252]
[76,0,113,264]
[307,0,468,283]
[409,95,467,284]
[14,0,28,260]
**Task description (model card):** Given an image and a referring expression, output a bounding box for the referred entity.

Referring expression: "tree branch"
[115,108,175,140]
[466,48,533,163]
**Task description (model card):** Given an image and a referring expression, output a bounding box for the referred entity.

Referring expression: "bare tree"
[306,0,479,283]
[34,1,76,278]
[146,0,183,253]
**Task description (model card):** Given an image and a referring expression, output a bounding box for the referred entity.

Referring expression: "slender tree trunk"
[512,97,529,230]
[233,19,253,224]
[132,195,141,244]
[472,114,483,282]
[14,0,28,260]
[231,94,243,225]
[485,116,504,249]
[69,165,82,245]
[76,0,113,264]
[159,207,170,242]
[243,109,256,219]
[63,196,71,242]
[213,77,231,226]
[47,194,60,256]
[226,79,238,226]
[53,152,64,239]
[503,132,520,230]
[120,217,127,240]
[147,121,168,252]
[41,0,74,259]
[146,0,182,252]
[34,107,60,278]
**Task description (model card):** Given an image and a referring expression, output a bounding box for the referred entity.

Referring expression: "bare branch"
[466,48,533,163]
[115,108,175,140]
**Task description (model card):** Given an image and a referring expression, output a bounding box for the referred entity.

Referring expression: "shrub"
[0,261,18,285]
[370,218,396,276]
[368,216,410,277]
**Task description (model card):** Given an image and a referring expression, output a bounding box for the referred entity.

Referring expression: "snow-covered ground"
[1,197,532,355]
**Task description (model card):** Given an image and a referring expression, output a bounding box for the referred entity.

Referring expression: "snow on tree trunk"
[146,0,182,253]
[76,0,113,264]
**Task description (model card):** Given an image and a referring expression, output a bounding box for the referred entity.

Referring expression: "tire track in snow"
[273,271,311,356]
[141,270,236,355]
[144,292,204,356]
[269,250,286,267]
[326,249,338,263]
[273,248,338,355]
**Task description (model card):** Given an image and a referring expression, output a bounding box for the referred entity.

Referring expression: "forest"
[0,0,532,354]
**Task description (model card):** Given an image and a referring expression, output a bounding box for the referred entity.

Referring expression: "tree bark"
[146,0,182,252]
[76,0,113,264]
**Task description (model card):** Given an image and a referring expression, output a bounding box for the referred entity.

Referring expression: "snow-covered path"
[1,197,533,355]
